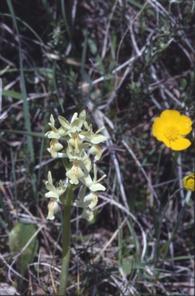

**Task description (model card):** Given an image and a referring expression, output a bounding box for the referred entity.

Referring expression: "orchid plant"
[45,110,106,295]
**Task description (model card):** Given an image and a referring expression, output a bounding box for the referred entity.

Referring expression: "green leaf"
[8,223,38,275]
[88,38,97,55]
[121,256,134,276]
[2,90,23,100]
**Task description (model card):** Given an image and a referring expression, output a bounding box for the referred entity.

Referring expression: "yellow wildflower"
[183,173,195,191]
[152,109,192,151]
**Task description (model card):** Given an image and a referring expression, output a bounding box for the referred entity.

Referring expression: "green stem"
[59,186,74,296]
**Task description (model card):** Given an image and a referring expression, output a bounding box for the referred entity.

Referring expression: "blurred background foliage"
[0,0,194,295]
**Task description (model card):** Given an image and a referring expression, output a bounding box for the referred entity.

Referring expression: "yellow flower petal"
[160,109,180,120]
[177,115,192,135]
[160,110,192,134]
[183,173,195,191]
[160,110,182,128]
[152,117,166,141]
[168,137,191,151]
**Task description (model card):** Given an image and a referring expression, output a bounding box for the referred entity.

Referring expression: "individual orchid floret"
[66,147,92,174]
[45,171,66,202]
[58,110,87,135]
[81,164,106,192]
[45,115,61,139]
[76,192,98,210]
[47,139,64,158]
[88,144,103,161]
[81,125,107,145]
[66,161,86,185]
[68,133,82,152]
[83,192,98,209]
[82,208,95,222]
[75,186,100,222]
[47,199,60,220]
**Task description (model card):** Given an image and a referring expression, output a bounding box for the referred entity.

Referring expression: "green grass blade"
[6,0,35,164]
